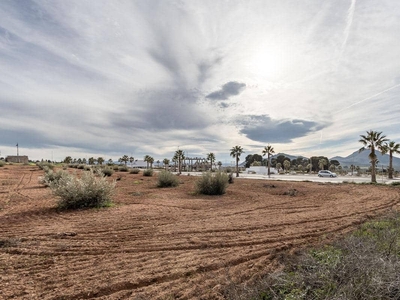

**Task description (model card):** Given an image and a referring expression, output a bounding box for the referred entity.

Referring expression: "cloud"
[206,81,246,100]
[237,115,329,143]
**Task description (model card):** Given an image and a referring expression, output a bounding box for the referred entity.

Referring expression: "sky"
[1,0,400,163]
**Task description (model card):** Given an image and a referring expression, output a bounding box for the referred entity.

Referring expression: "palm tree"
[381,141,400,179]
[174,150,185,174]
[148,156,154,168]
[163,158,170,170]
[129,156,134,167]
[230,146,244,177]
[283,160,291,173]
[318,159,327,171]
[262,145,275,176]
[207,152,216,171]
[359,130,388,183]
[276,162,282,172]
[144,155,151,169]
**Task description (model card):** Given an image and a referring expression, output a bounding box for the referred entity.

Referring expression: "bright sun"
[246,45,287,80]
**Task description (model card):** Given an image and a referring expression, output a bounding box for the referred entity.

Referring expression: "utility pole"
[16,143,19,163]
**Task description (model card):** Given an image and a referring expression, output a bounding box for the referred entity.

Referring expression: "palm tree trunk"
[267,153,271,176]
[236,157,239,177]
[371,160,377,183]
[389,154,393,179]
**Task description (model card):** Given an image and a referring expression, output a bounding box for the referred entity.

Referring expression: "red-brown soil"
[1,165,399,299]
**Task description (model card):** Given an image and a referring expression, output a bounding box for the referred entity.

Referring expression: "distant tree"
[329,159,340,166]
[244,154,262,168]
[207,152,216,171]
[262,145,275,176]
[147,156,154,168]
[230,145,244,177]
[88,157,95,165]
[129,156,134,166]
[298,164,304,173]
[82,158,87,164]
[120,155,129,165]
[107,158,113,166]
[174,150,185,174]
[318,159,327,170]
[97,157,104,165]
[276,163,282,172]
[283,160,291,173]
[359,130,388,183]
[310,156,329,172]
[217,161,222,170]
[156,160,160,168]
[63,156,72,164]
[329,164,336,172]
[144,155,151,169]
[306,163,311,173]
[381,141,400,179]
[163,158,170,170]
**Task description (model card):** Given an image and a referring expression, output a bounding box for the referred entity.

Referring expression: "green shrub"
[130,168,140,174]
[113,165,119,171]
[118,165,128,172]
[0,160,4,167]
[49,170,115,209]
[390,181,400,186]
[102,168,114,177]
[37,161,54,170]
[39,167,68,186]
[157,170,179,187]
[143,169,153,177]
[196,171,229,195]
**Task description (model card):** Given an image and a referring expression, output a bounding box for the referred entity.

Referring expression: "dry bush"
[143,169,153,176]
[222,211,400,300]
[39,167,68,187]
[130,168,140,174]
[49,170,115,209]
[196,171,229,195]
[157,170,179,187]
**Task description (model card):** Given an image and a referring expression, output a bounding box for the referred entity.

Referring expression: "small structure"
[6,155,29,164]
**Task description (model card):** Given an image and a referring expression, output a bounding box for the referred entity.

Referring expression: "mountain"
[330,150,400,168]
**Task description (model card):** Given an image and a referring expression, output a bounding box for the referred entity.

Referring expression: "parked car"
[318,170,337,177]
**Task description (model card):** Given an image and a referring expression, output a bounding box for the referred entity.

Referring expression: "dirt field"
[1,165,399,299]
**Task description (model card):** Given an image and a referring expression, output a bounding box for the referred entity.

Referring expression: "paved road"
[171,171,399,184]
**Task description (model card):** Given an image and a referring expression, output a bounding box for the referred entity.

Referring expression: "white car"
[318,170,337,177]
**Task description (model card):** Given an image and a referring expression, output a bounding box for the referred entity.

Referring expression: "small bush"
[39,167,68,186]
[49,170,115,209]
[196,171,229,195]
[37,161,54,170]
[113,165,119,171]
[102,168,114,177]
[390,181,400,186]
[77,164,85,169]
[118,165,128,172]
[157,170,179,187]
[0,160,4,167]
[130,168,140,174]
[143,169,153,176]
[84,165,91,171]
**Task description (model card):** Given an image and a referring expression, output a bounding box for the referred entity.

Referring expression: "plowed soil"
[1,165,399,299]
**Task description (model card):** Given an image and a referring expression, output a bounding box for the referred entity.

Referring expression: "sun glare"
[246,45,288,80]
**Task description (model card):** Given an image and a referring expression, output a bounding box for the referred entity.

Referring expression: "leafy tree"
[107,158,113,166]
[244,154,262,168]
[174,150,185,174]
[359,130,388,183]
[163,158,170,170]
[63,156,72,164]
[310,156,329,172]
[129,156,134,166]
[88,157,95,165]
[298,164,304,173]
[82,158,87,164]
[381,141,400,179]
[230,145,244,177]
[97,157,104,165]
[283,160,291,173]
[262,145,275,176]
[77,158,82,164]
[120,155,129,165]
[207,152,216,171]
[329,164,336,172]
[329,159,340,166]
[276,163,282,172]
[217,161,222,170]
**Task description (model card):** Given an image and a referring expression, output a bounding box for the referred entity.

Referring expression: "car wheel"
[330,175,333,177]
